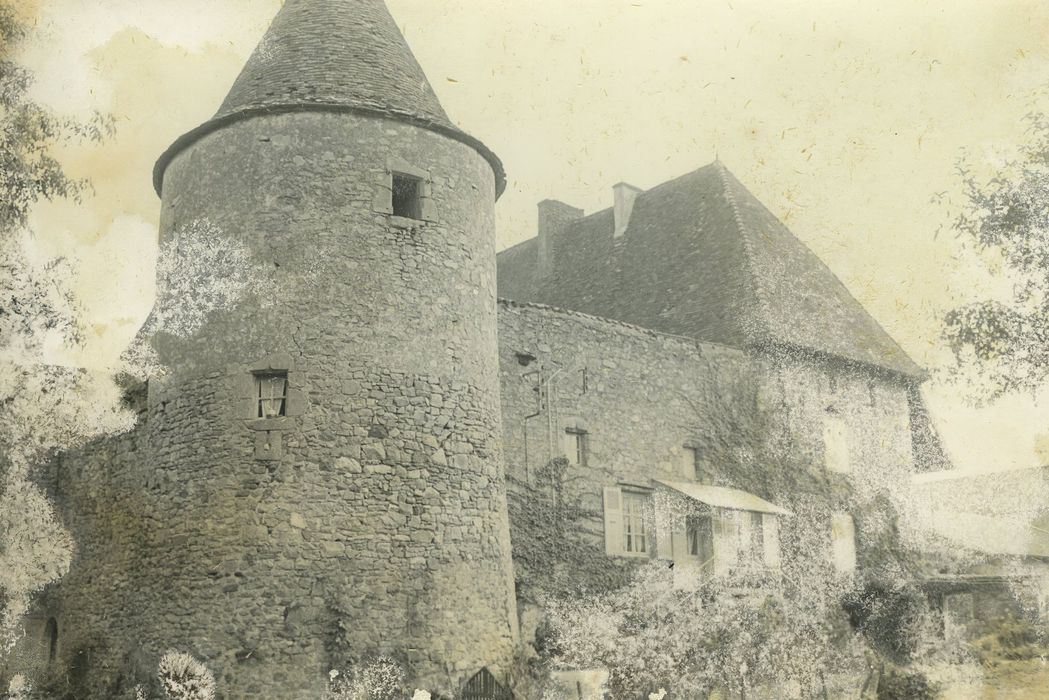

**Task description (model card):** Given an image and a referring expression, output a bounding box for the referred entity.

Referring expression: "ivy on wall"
[506,457,637,602]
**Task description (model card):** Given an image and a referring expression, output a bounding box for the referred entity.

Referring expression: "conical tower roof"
[215,0,452,127]
[154,0,504,196]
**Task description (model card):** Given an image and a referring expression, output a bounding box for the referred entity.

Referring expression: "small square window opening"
[255,372,288,418]
[392,172,423,219]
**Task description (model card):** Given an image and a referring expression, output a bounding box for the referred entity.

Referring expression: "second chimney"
[538,199,584,278]
[613,182,642,239]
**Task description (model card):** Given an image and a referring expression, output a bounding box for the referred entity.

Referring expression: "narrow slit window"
[255,372,288,418]
[391,172,423,219]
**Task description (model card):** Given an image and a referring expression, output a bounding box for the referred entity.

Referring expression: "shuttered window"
[603,486,651,557]
[713,511,738,575]
[823,415,851,473]
[831,512,857,573]
[622,491,647,554]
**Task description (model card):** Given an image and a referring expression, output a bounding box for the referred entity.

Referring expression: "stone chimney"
[537,199,584,278]
[613,182,642,239]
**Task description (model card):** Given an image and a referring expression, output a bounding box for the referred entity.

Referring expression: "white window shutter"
[762,514,781,568]
[823,416,851,473]
[603,486,623,556]
[646,511,657,558]
[654,502,675,560]
[738,511,752,555]
[713,511,738,576]
[670,518,688,562]
[831,512,857,573]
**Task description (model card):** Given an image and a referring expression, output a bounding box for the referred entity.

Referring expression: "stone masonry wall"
[42,111,518,700]
[755,348,918,573]
[496,300,759,594]
[496,302,920,600]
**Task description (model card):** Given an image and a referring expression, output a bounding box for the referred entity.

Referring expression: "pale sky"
[14,0,1049,471]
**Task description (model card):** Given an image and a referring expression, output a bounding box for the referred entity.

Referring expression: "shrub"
[325,657,406,700]
[5,675,32,700]
[156,651,215,700]
[972,616,1048,667]
[876,665,938,700]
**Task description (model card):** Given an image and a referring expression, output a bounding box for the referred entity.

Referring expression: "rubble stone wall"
[43,110,517,700]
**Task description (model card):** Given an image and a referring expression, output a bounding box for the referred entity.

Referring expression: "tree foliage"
[0,3,112,237]
[0,0,125,658]
[940,111,1049,400]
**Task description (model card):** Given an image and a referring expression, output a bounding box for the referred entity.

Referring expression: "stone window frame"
[372,156,437,227]
[391,172,424,219]
[235,352,307,461]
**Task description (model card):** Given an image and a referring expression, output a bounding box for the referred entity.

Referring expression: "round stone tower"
[53,1,518,697]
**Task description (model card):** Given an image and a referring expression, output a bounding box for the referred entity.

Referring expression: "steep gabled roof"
[496,162,922,378]
[154,0,504,196]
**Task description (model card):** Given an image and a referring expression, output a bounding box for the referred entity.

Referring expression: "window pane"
[565,429,586,465]
[622,492,647,554]
[255,373,288,418]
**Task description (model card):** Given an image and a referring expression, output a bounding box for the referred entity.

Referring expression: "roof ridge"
[714,162,770,342]
[713,163,923,376]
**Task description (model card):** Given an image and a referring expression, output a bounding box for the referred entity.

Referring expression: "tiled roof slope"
[496,162,922,377]
[154,0,504,196]
[214,0,450,128]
